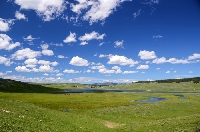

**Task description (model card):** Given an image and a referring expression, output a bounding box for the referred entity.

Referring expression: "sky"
[0,0,200,83]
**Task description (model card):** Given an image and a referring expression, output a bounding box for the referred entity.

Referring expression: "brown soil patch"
[104,121,125,128]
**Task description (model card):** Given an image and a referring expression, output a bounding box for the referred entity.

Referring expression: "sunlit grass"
[1,80,200,131]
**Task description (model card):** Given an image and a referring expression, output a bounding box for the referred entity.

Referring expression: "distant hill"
[0,78,61,93]
[136,77,200,83]
[92,82,118,86]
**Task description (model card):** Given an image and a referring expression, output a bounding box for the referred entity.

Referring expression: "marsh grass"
[1,79,200,131]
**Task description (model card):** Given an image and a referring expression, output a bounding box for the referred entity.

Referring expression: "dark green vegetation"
[1,78,200,131]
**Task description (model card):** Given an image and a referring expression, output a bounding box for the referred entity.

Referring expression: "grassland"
[1,79,200,131]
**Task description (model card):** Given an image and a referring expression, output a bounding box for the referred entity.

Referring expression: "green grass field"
[1,79,200,131]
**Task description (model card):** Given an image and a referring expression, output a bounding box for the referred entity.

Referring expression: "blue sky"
[0,0,200,83]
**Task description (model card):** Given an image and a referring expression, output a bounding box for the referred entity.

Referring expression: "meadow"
[1,79,200,131]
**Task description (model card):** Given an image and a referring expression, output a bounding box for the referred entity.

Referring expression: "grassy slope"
[0,98,115,132]
[1,78,200,131]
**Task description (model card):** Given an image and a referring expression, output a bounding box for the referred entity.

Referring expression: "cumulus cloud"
[23,35,39,42]
[20,58,58,71]
[58,55,65,58]
[0,72,6,76]
[166,71,170,74]
[0,34,20,50]
[71,0,131,24]
[63,69,80,73]
[12,48,41,60]
[107,55,139,66]
[15,66,31,72]
[14,0,66,21]
[123,71,138,74]
[0,56,12,66]
[99,54,113,58]
[152,57,167,64]
[43,73,49,76]
[42,49,54,56]
[188,53,200,60]
[63,32,77,43]
[138,50,157,60]
[90,64,105,70]
[0,18,13,32]
[80,41,88,45]
[136,65,149,70]
[24,58,38,68]
[167,58,189,64]
[97,65,122,74]
[15,11,27,20]
[114,40,124,48]
[79,31,106,42]
[69,56,89,66]
[56,73,64,76]
[41,44,54,56]
[37,65,53,72]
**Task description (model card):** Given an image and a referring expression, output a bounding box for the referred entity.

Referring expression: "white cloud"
[133,9,141,18]
[41,44,49,49]
[51,61,59,66]
[69,56,89,66]
[23,35,38,42]
[14,0,66,21]
[80,41,88,45]
[38,60,51,65]
[63,69,80,73]
[107,55,139,66]
[123,71,138,74]
[112,66,121,70]
[136,65,149,70]
[153,57,190,64]
[85,70,92,73]
[0,72,6,76]
[70,0,92,14]
[15,11,27,20]
[156,68,160,70]
[99,54,113,58]
[43,73,49,76]
[114,40,124,48]
[0,34,20,50]
[99,69,116,74]
[63,32,77,43]
[0,56,12,66]
[0,18,13,32]
[51,43,63,47]
[58,55,65,58]
[56,73,64,76]
[188,53,200,60]
[79,31,105,42]
[152,57,167,64]
[42,49,54,56]
[12,48,41,60]
[15,66,31,72]
[153,35,162,39]
[167,58,189,64]
[150,0,159,4]
[24,58,38,68]
[37,65,53,72]
[99,42,104,46]
[41,44,54,56]
[166,71,170,74]
[138,50,157,60]
[76,0,131,24]
[90,64,105,70]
